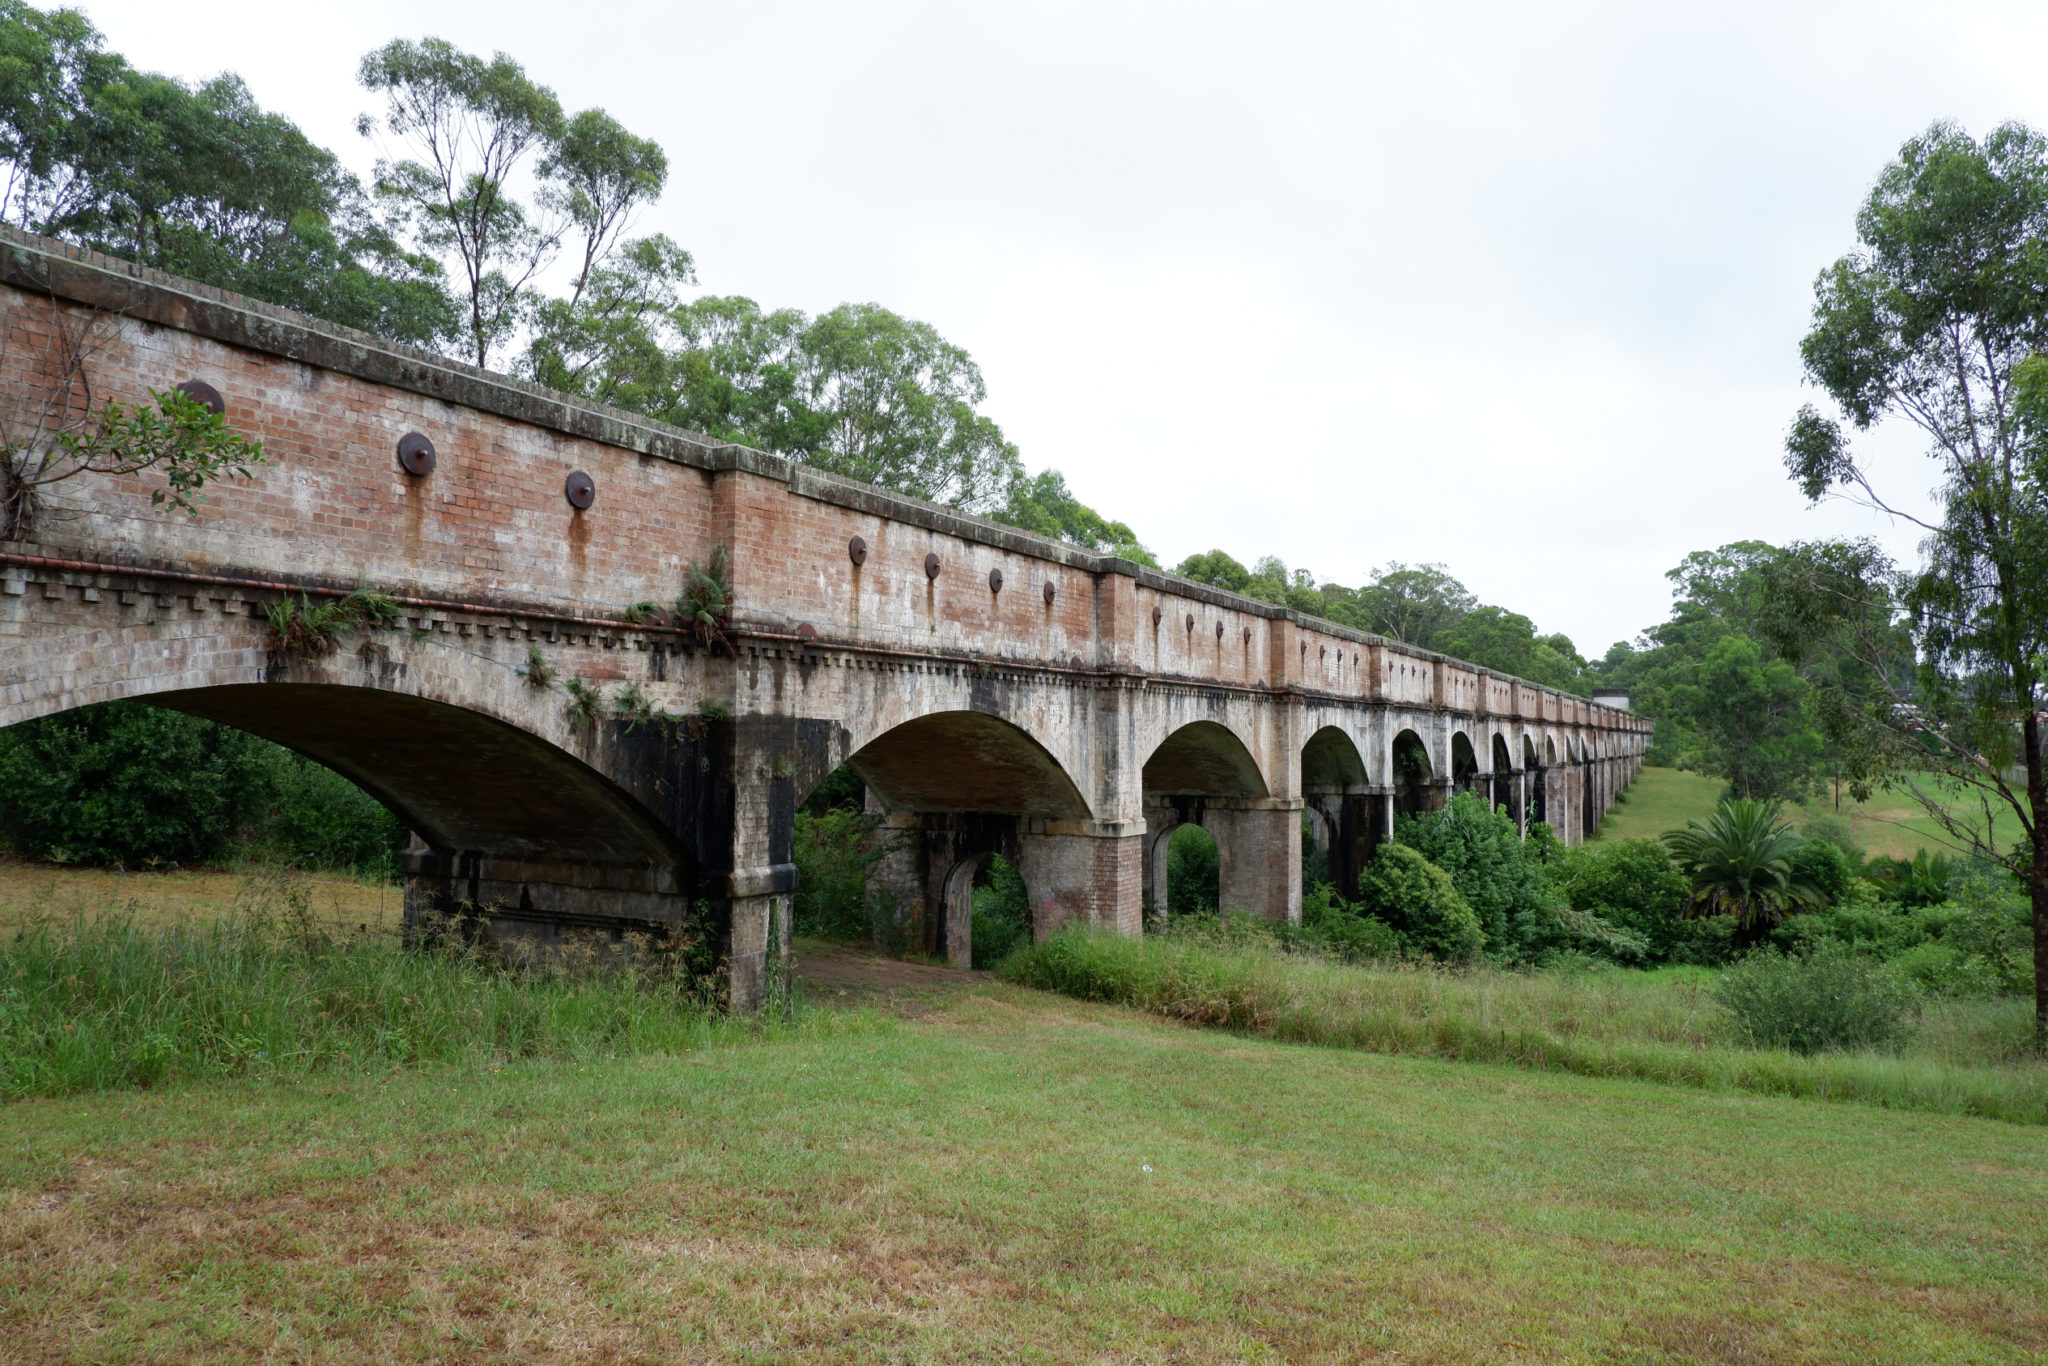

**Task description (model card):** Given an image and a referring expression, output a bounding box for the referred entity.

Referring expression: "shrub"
[1166,823,1220,917]
[1787,837,1856,907]
[248,747,407,876]
[0,701,271,866]
[1802,812,1865,865]
[971,854,1032,968]
[1715,942,1914,1054]
[1355,844,1484,961]
[1300,881,1401,961]
[1545,837,1691,961]
[792,807,887,942]
[1394,792,1549,951]
[1868,850,1954,908]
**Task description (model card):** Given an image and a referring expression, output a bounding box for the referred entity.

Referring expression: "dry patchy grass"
[2,984,2045,1363]
[0,854,398,933]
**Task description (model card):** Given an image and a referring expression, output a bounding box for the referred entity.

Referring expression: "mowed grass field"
[3,981,2047,1364]
[1595,766,2021,860]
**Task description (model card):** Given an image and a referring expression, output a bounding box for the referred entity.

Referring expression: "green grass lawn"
[3,982,2046,1363]
[1596,766,2022,860]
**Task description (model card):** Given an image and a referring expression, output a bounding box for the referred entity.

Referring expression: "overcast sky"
[73,0,2048,654]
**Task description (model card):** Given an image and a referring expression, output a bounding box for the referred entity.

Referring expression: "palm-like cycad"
[1662,798,1821,947]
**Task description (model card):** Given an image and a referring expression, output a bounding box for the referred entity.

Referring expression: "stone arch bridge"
[0,230,1649,1007]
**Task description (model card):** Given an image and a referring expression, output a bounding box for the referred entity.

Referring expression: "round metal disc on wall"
[175,380,224,415]
[849,536,867,565]
[1185,613,1195,632]
[924,552,941,580]
[396,431,436,476]
[988,568,1003,593]
[1217,622,1225,639]
[564,471,596,509]
[1044,581,1057,606]
[1151,606,1163,627]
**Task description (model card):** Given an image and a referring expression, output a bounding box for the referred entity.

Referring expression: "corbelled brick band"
[0,226,1650,1006]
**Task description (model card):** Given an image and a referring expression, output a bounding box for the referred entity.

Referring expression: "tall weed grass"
[0,877,859,1098]
[1003,928,2048,1124]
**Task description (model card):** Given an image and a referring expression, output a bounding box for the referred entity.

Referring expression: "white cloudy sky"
[74,0,2048,653]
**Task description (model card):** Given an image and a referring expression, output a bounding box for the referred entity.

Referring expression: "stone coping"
[0,224,1636,720]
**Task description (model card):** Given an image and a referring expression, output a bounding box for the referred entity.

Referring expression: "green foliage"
[801,762,865,817]
[1663,798,1823,945]
[0,700,270,866]
[519,644,555,689]
[1354,843,1484,961]
[675,546,733,651]
[1001,928,2048,1122]
[1164,823,1219,918]
[1788,836,1856,908]
[0,2,453,342]
[1802,812,1865,865]
[791,807,889,944]
[1172,549,1251,593]
[3,380,268,541]
[992,469,1156,565]
[1545,837,1715,963]
[1674,635,1825,802]
[969,854,1032,969]
[0,700,402,874]
[0,896,719,1097]
[1300,881,1402,960]
[611,680,655,728]
[263,589,399,664]
[1868,850,1954,908]
[562,676,603,724]
[1716,943,1914,1054]
[1394,792,1559,956]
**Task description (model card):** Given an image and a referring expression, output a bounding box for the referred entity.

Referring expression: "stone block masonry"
[0,227,1650,1007]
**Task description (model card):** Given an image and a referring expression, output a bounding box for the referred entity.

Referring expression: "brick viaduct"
[0,229,1650,1008]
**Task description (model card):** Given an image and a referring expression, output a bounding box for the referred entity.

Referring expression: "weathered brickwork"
[0,227,1649,1007]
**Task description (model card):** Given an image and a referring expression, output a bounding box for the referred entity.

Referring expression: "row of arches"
[835,708,1641,967]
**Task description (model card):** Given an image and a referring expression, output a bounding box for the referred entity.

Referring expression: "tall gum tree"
[1772,120,2048,1042]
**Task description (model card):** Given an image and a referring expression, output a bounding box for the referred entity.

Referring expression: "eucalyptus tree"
[1770,119,2048,1039]
[357,37,673,371]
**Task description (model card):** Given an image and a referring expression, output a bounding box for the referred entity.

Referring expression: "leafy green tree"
[992,469,1156,564]
[1351,562,1475,648]
[1434,605,1591,692]
[0,2,452,343]
[1764,119,2048,1037]
[1173,549,1251,593]
[1671,635,1825,802]
[0,701,271,866]
[1395,791,1561,955]
[1663,798,1823,948]
[653,295,1023,511]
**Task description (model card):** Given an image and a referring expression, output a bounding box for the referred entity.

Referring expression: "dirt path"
[793,939,985,1012]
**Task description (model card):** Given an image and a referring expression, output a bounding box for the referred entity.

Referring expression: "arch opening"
[1392,729,1435,816]
[1141,720,1268,799]
[847,710,1090,818]
[1301,725,1378,899]
[1451,732,1480,796]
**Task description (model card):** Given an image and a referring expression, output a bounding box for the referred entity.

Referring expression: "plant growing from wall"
[612,680,655,729]
[562,676,604,724]
[2,306,269,541]
[674,546,733,651]
[519,644,555,689]
[265,590,400,664]
[624,600,666,625]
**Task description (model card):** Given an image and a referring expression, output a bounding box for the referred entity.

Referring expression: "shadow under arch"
[1140,720,1269,921]
[1451,731,1480,795]
[1301,724,1379,900]
[163,683,686,867]
[1523,733,1547,828]
[845,709,1091,819]
[1142,720,1268,799]
[841,709,1091,966]
[1392,728,1435,817]
[1491,732,1515,818]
